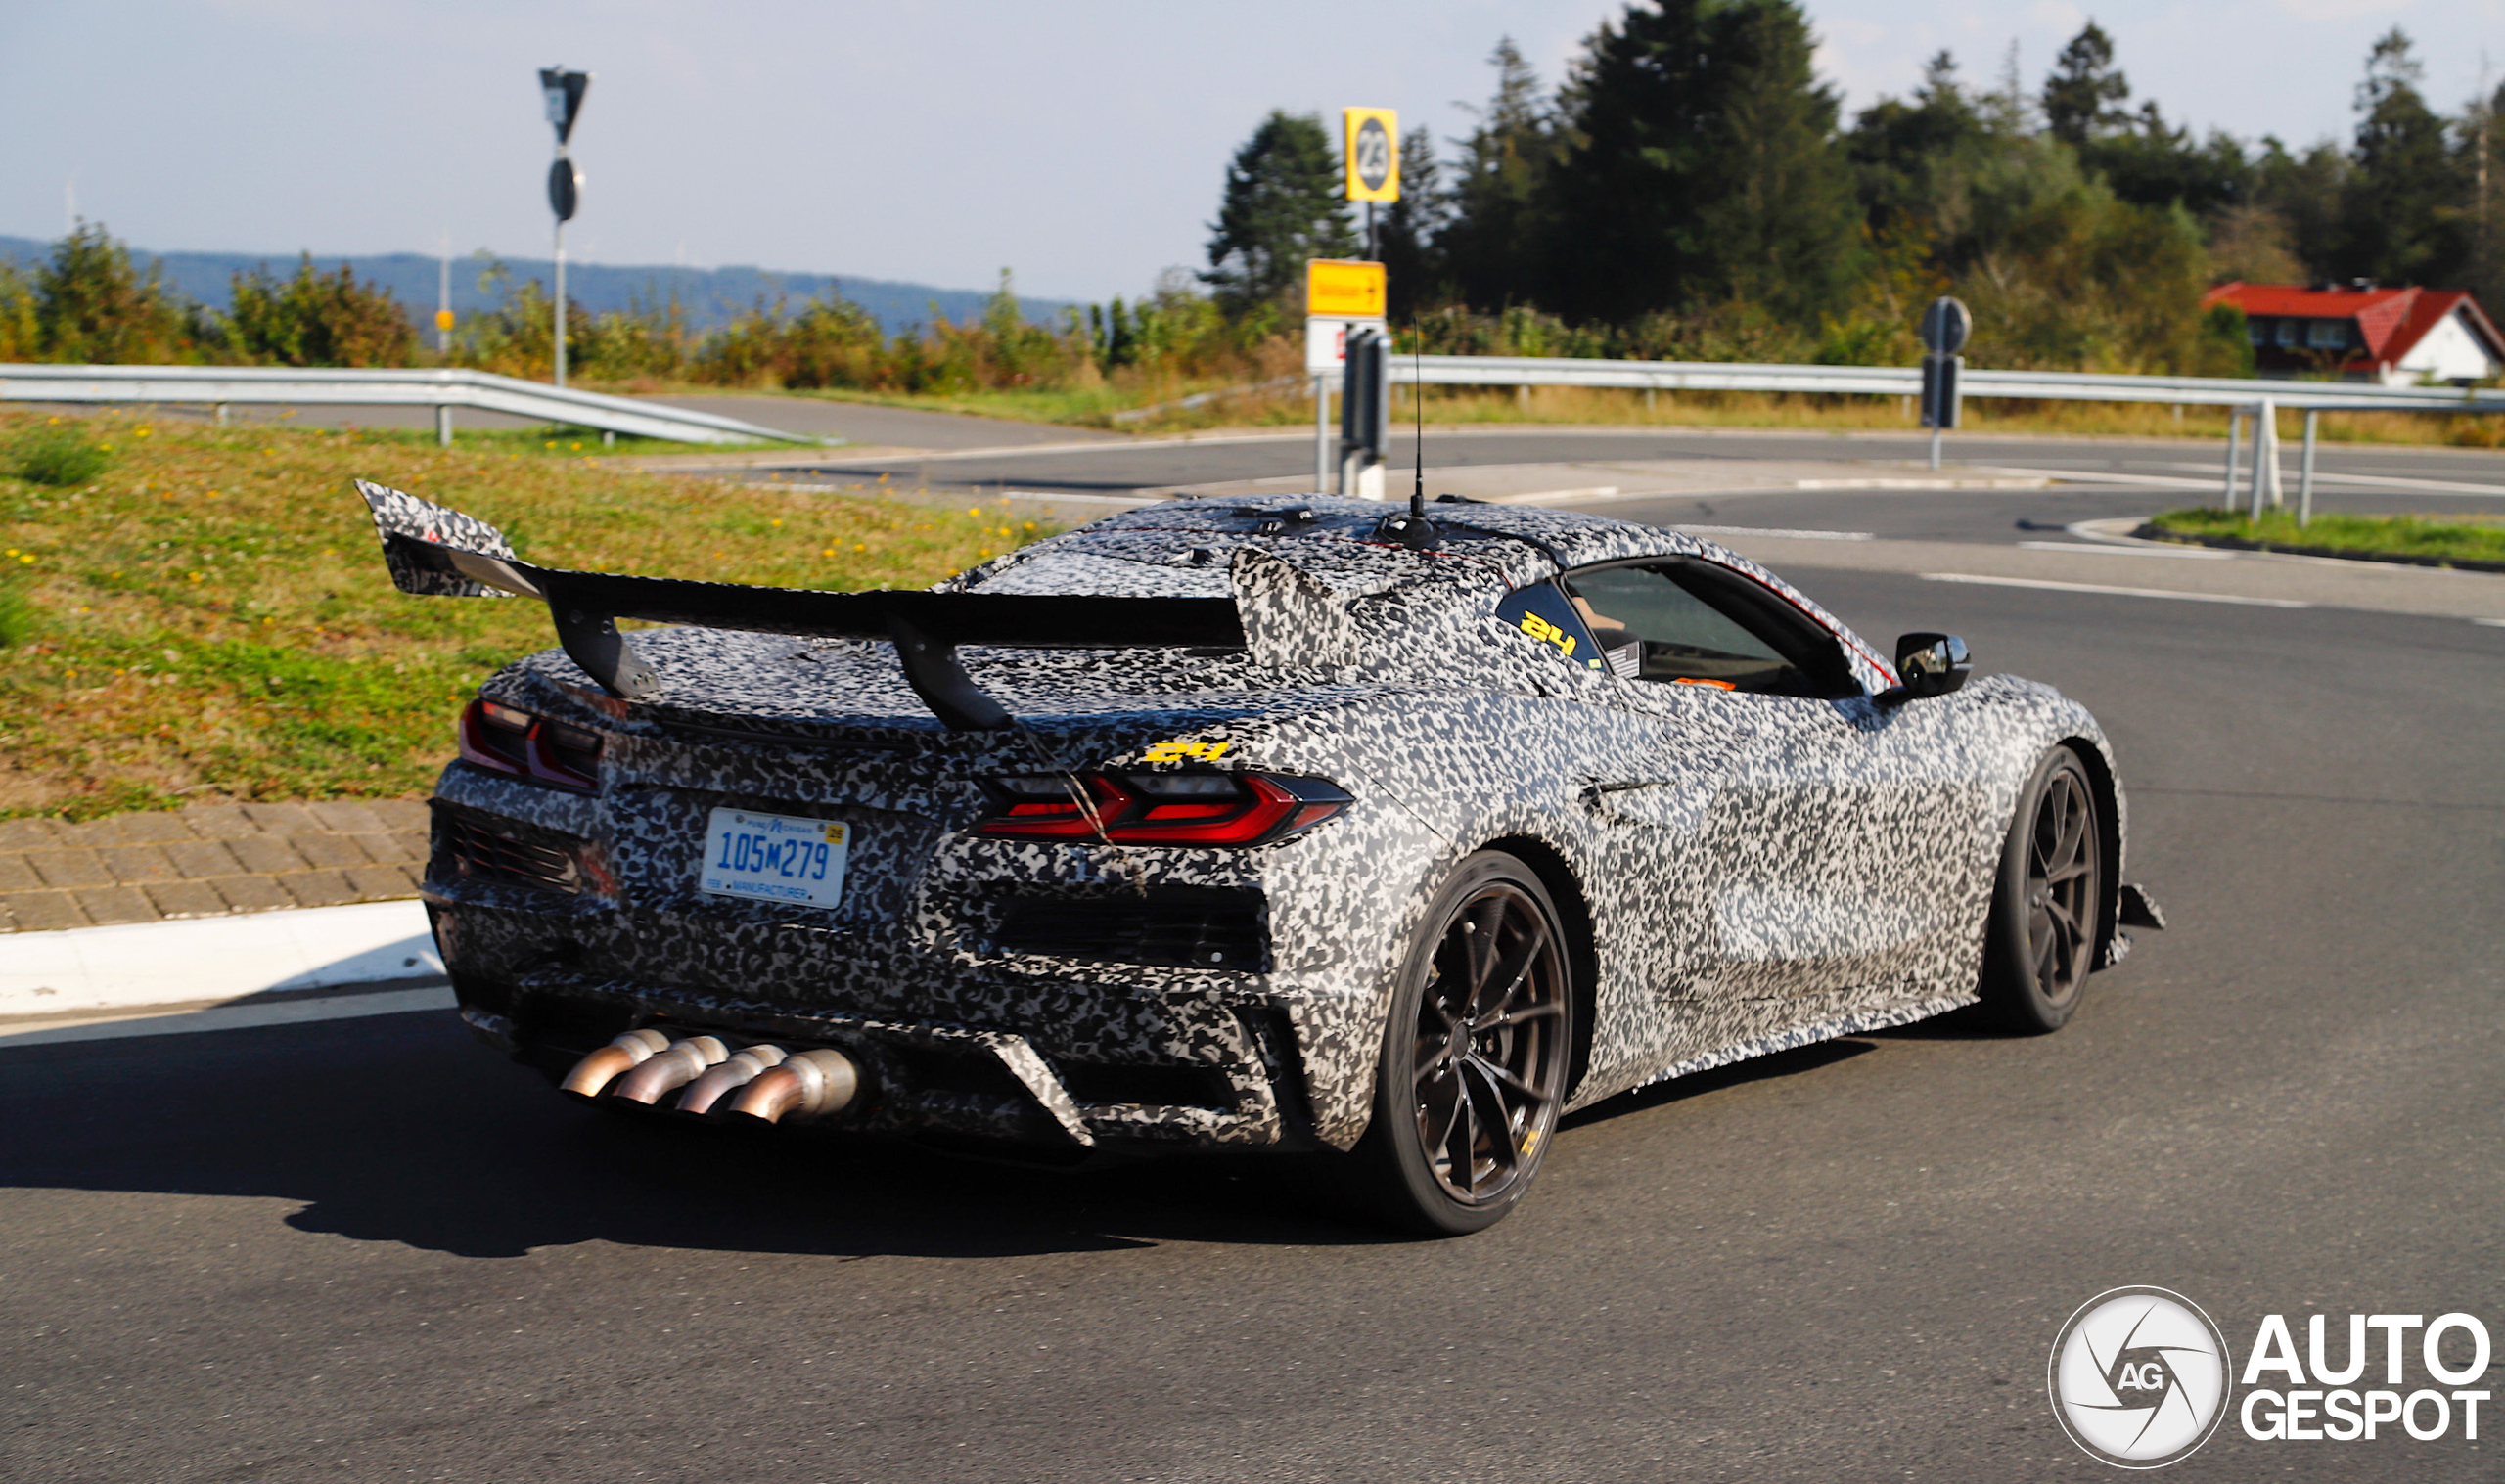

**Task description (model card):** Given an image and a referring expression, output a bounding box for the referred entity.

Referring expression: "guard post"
[1340,328,1389,500]
[1919,295,1969,471]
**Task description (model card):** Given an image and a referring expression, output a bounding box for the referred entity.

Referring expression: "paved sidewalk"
[0,799,427,934]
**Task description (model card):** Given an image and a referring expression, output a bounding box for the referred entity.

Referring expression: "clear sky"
[3,0,2497,304]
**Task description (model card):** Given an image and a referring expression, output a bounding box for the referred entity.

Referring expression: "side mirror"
[1881,632,1971,705]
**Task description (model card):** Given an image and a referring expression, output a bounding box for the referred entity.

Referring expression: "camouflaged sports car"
[359,479,2162,1235]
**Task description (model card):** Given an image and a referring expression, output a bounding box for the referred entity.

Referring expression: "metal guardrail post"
[2252,398,2278,520]
[2223,409,2244,509]
[2299,410,2318,528]
[435,406,452,448]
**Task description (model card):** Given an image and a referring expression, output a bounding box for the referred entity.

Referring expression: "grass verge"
[2147,507,2505,566]
[0,410,1046,820]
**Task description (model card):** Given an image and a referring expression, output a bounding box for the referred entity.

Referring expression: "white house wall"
[2388,309,2502,384]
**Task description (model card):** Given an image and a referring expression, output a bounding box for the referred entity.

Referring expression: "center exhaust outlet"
[672,1045,790,1116]
[560,1028,671,1100]
[726,1046,861,1125]
[609,1035,730,1104]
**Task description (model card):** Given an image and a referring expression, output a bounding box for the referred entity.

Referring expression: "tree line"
[8,6,2494,397]
[1207,6,2503,373]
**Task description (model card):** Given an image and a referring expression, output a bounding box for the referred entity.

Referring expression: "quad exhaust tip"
[560,1028,671,1099]
[557,1031,861,1125]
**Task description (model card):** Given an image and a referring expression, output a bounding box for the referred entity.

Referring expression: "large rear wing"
[355,479,1253,730]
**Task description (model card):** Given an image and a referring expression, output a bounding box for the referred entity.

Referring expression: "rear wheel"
[1981,744,2103,1033]
[1346,851,1575,1236]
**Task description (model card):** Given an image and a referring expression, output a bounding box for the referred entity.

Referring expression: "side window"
[1558,561,1858,697]
[1491,581,1608,674]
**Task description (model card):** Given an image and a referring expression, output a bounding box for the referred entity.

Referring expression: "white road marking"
[1971,465,2223,491]
[1677,524,1876,541]
[0,985,456,1050]
[1920,572,2312,607]
[2476,617,2505,628]
[2148,463,2505,498]
[2016,539,2234,559]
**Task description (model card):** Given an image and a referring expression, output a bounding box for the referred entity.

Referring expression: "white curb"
[0,899,442,1016]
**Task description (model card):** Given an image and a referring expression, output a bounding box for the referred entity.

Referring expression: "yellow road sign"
[1307,259,1387,318]
[434,309,456,332]
[1343,108,1399,202]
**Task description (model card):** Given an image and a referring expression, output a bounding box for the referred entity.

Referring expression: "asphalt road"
[719,426,2505,529]
[5,486,2504,1480]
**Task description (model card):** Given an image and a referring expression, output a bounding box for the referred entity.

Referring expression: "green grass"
[0,409,1049,820]
[2148,507,2505,565]
[8,418,116,486]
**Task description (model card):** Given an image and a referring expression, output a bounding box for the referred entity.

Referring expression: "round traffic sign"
[1920,296,1970,355]
[547,158,581,223]
[1353,116,1393,194]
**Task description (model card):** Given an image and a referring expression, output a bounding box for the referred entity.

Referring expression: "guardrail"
[1350,353,2502,520]
[1384,353,2505,415]
[0,364,821,446]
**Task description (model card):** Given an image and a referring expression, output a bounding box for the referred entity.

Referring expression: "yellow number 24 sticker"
[1143,741,1232,763]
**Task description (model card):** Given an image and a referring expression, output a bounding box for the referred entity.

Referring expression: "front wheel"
[1981,744,2104,1033]
[1345,851,1576,1236]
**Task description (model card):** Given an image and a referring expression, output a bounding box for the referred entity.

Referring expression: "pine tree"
[2335,29,2468,287]
[2041,23,2129,146]
[1539,0,1860,325]
[1440,39,1562,309]
[1377,126,1452,319]
[1203,112,1358,320]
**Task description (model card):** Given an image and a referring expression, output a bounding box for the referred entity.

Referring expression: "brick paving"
[0,799,429,933]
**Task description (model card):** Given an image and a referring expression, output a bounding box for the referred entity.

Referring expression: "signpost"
[1918,295,1969,471]
[538,67,589,387]
[1342,108,1398,260]
[1305,260,1389,492]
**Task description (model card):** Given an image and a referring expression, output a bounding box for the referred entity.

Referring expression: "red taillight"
[459,699,604,793]
[975,772,1350,846]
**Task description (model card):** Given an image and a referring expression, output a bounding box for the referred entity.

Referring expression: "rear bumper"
[432,890,1327,1153]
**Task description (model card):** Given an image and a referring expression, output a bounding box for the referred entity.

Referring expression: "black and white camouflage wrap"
[384,491,2141,1157]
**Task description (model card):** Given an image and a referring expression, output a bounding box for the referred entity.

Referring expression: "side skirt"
[1564,990,1978,1114]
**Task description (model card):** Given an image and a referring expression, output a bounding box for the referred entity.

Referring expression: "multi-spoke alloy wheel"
[1981,745,2104,1033]
[1351,852,1575,1235]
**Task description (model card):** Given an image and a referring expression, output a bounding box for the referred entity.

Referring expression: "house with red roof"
[2201,282,2505,386]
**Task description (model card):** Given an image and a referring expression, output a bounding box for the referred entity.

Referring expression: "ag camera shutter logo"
[2049,1287,2233,1467]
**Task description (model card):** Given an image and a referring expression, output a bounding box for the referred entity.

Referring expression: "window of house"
[1551,560,1861,698]
[2248,317,2271,347]
[2308,319,2350,349]
[2276,319,2301,347]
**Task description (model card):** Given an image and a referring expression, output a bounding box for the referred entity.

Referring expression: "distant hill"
[0,236,1075,337]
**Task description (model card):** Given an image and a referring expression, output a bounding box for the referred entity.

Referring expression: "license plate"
[698,808,850,908]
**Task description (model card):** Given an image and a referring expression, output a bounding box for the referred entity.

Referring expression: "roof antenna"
[1376,319,1440,550]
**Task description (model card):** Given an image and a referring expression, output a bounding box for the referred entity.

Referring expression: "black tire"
[1345,851,1577,1236]
[1981,744,2104,1033]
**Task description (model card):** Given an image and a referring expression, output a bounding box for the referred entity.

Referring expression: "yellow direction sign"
[1307,259,1387,318]
[434,309,456,332]
[1343,108,1399,202]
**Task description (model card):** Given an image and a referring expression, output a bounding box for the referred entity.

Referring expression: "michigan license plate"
[698,808,850,908]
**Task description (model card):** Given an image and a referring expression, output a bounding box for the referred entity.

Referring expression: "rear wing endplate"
[355,479,1246,730]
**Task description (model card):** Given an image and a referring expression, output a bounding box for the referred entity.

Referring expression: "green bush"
[224,255,417,367]
[9,420,113,486]
[35,223,203,363]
